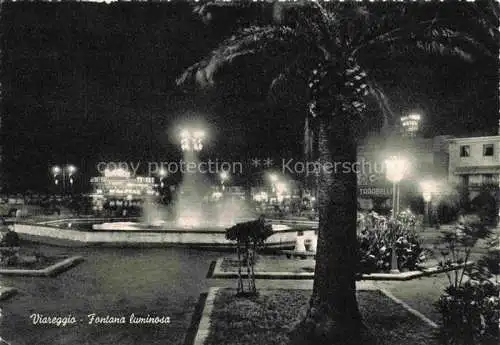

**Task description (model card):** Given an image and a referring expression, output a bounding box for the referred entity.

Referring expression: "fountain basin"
[92,221,239,231]
[13,220,315,249]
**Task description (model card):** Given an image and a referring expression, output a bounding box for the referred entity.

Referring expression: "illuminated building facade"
[89,169,157,212]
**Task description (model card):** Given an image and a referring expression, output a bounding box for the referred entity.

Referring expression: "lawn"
[204,288,438,345]
[219,256,316,274]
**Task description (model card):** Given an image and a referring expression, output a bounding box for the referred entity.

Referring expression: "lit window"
[483,144,494,156]
[460,145,470,157]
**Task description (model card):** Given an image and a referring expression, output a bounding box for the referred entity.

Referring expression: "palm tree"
[177,2,498,344]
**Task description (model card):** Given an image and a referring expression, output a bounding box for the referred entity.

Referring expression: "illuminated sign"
[90,175,156,199]
[358,187,392,197]
[103,168,131,178]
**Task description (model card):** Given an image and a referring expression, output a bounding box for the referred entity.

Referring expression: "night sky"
[0,2,498,191]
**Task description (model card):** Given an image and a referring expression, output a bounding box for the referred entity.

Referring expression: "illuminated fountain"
[25,125,316,247]
[51,128,315,247]
[93,126,249,230]
[175,128,208,227]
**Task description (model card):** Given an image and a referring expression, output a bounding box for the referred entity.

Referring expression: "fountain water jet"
[93,129,255,230]
[174,150,208,227]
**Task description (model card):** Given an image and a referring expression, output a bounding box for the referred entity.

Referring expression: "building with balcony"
[447,134,500,204]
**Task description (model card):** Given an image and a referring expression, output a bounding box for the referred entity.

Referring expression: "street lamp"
[385,156,407,274]
[275,182,288,203]
[52,165,77,194]
[220,171,229,191]
[159,168,167,188]
[420,180,436,228]
[268,173,279,203]
[385,156,407,219]
[269,174,278,183]
[52,166,61,179]
[180,128,205,152]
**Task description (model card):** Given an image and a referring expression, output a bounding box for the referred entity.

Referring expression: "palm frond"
[353,19,496,62]
[365,80,398,131]
[302,0,336,39]
[462,0,500,44]
[267,49,321,104]
[267,72,289,104]
[419,26,495,60]
[176,25,306,89]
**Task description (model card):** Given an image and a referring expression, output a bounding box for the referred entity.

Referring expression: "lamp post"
[158,168,167,189]
[269,173,279,204]
[52,165,77,194]
[220,171,229,191]
[420,180,435,228]
[275,182,288,204]
[385,156,407,274]
[385,156,407,219]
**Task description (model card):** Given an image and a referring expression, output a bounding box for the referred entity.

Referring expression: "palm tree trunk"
[237,241,243,294]
[290,112,374,345]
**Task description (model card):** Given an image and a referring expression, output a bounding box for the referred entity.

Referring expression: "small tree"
[226,217,273,295]
[434,218,499,345]
[436,219,492,287]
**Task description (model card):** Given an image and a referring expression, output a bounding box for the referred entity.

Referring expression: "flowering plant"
[357,211,425,273]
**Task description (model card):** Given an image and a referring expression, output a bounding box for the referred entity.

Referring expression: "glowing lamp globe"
[384,157,407,183]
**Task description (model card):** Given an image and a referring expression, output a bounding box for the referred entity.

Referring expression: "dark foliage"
[358,212,424,273]
[226,217,273,295]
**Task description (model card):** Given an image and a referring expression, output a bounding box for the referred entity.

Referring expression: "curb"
[184,292,209,345]
[379,288,439,328]
[0,286,17,301]
[206,261,217,279]
[210,258,475,281]
[192,287,220,345]
[0,256,84,277]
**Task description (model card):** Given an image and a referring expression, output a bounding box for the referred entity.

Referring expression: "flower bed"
[358,211,426,273]
[0,251,67,270]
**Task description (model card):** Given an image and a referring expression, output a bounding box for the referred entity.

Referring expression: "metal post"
[392,181,397,219]
[391,180,400,273]
[390,245,400,273]
[396,182,400,217]
[427,200,431,227]
[62,170,66,196]
[423,201,428,228]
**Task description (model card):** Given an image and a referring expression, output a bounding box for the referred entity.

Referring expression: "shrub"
[435,282,499,345]
[357,211,424,273]
[2,253,18,266]
[435,217,499,345]
[226,216,273,295]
